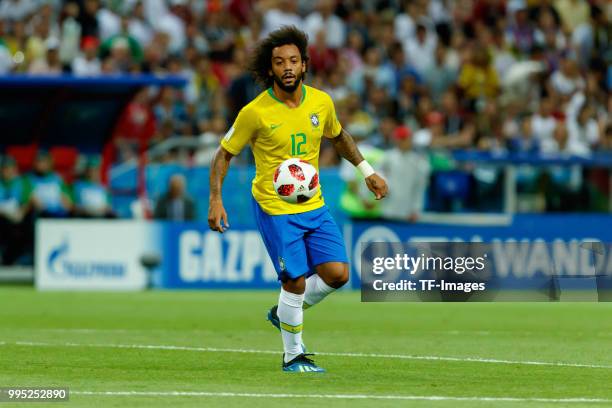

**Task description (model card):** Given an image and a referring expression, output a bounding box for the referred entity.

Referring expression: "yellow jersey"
[221,85,342,215]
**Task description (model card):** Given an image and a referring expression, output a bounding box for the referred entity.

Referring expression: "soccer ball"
[273,158,319,204]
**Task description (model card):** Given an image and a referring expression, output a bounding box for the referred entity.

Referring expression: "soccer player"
[208,26,388,373]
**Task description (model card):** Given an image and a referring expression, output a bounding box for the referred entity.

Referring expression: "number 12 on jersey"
[291,133,307,156]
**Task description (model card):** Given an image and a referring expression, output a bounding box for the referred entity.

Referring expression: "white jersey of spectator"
[567,117,599,153]
[97,8,121,41]
[72,54,101,76]
[304,5,346,49]
[428,0,451,24]
[143,0,169,27]
[394,11,415,42]
[129,18,153,49]
[155,12,186,53]
[59,16,81,65]
[550,68,585,96]
[565,91,586,120]
[531,114,556,144]
[492,44,517,79]
[380,149,430,220]
[0,0,36,21]
[403,30,437,76]
[262,8,303,38]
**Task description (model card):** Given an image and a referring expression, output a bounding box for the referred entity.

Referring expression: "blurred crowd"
[0,152,115,265]
[0,0,609,160]
[0,0,610,225]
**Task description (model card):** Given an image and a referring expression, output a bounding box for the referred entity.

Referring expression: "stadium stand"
[0,0,610,268]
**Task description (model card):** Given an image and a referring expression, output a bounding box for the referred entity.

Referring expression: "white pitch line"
[71,390,612,404]
[9,341,612,370]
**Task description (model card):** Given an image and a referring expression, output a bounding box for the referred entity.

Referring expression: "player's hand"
[365,174,388,200]
[208,198,230,233]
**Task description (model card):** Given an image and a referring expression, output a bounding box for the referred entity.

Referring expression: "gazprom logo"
[47,238,126,278]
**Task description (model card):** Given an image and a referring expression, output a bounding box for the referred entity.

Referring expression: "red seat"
[6,144,38,173]
[50,146,79,183]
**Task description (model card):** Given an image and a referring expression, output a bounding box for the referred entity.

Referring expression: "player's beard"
[272,70,303,93]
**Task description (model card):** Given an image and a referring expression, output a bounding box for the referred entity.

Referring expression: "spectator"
[458,46,500,109]
[380,126,430,222]
[154,86,189,136]
[260,0,302,38]
[541,122,585,210]
[28,37,62,74]
[153,174,196,221]
[323,68,350,103]
[304,0,346,49]
[106,87,156,165]
[531,97,558,143]
[424,45,457,104]
[505,5,536,55]
[567,103,599,153]
[4,20,27,72]
[0,156,28,265]
[572,5,612,65]
[72,157,115,218]
[202,9,234,62]
[508,116,539,153]
[0,0,36,22]
[194,114,227,166]
[340,30,365,76]
[394,0,417,42]
[414,111,473,149]
[99,14,144,70]
[308,29,337,76]
[549,57,585,102]
[59,1,81,68]
[403,23,437,77]
[128,1,153,49]
[71,35,101,75]
[77,0,100,39]
[386,41,422,99]
[24,151,72,218]
[555,0,590,33]
[0,27,12,74]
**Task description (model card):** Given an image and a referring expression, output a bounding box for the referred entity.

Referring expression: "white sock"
[277,288,304,363]
[303,274,336,309]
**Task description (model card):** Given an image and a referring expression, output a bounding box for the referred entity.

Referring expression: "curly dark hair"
[248,26,309,88]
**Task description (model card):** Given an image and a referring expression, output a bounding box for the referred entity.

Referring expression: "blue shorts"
[252,198,348,281]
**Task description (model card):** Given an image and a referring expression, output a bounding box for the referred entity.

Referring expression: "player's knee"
[329,264,349,289]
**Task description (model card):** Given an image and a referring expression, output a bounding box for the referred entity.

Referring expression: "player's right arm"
[207,106,258,233]
[208,146,234,233]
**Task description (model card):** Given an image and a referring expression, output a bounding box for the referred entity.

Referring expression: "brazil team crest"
[310,113,320,128]
[278,257,286,271]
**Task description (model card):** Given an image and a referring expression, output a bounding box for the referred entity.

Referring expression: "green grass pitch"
[1,286,612,407]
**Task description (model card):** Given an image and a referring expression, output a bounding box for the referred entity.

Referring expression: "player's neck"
[271,82,304,108]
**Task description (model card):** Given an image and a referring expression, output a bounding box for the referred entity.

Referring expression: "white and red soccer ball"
[273,158,319,204]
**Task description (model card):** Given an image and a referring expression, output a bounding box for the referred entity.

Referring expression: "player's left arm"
[330,129,388,200]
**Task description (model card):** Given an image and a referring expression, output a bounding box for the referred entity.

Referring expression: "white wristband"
[357,160,375,178]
